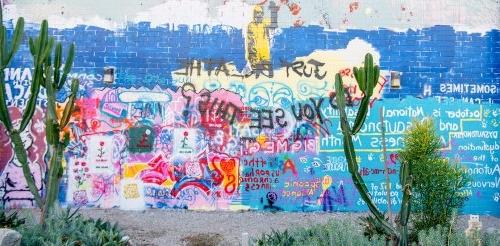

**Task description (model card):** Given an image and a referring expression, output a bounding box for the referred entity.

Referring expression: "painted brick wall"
[0,1,498,215]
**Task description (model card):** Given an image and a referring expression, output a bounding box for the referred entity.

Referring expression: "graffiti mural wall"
[0,0,498,215]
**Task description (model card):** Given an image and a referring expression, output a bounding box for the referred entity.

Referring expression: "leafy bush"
[17,208,129,246]
[416,225,500,246]
[254,219,386,246]
[255,218,500,246]
[398,119,470,234]
[0,209,25,229]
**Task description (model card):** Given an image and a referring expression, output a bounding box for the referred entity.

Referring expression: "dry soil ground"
[72,209,500,246]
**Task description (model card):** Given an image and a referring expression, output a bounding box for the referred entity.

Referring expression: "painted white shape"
[87,135,114,174]
[119,179,146,210]
[119,91,171,103]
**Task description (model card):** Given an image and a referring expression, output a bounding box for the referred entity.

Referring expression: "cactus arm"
[36,21,48,63]
[352,96,370,135]
[373,65,380,93]
[335,72,398,238]
[53,43,62,86]
[44,67,58,121]
[334,74,348,127]
[0,70,13,131]
[59,79,78,128]
[19,22,51,131]
[10,131,43,207]
[19,70,41,132]
[40,38,54,65]
[58,43,74,90]
[399,160,412,226]
[4,18,24,66]
[42,143,64,217]
[28,37,36,57]
[0,27,5,66]
[353,67,365,92]
[365,54,373,90]
[352,54,379,135]
[358,67,365,92]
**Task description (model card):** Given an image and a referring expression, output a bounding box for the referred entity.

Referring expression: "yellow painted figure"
[246,4,278,70]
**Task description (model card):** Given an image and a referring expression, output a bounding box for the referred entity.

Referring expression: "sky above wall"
[3,0,499,33]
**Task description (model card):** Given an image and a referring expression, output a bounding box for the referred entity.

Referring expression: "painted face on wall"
[253,6,264,23]
[247,81,294,108]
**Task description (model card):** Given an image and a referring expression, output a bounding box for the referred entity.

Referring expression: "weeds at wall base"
[14,207,130,245]
[253,219,500,246]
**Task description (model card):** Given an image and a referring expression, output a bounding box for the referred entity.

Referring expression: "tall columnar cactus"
[28,19,77,220]
[0,4,77,224]
[0,5,45,208]
[335,53,412,245]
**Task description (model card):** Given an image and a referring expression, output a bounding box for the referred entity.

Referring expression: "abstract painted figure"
[0,107,46,208]
[245,2,278,73]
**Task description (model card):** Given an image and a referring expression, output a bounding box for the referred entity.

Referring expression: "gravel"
[76,209,500,246]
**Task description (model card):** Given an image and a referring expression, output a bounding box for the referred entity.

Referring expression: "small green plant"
[257,229,295,246]
[0,209,25,229]
[255,219,500,246]
[416,225,500,246]
[18,208,129,246]
[254,219,386,246]
[398,119,470,235]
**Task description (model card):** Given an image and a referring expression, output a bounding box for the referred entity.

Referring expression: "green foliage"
[0,209,25,229]
[360,214,392,242]
[18,208,129,246]
[256,229,295,246]
[255,218,500,246]
[254,219,386,246]
[416,225,500,246]
[398,119,470,234]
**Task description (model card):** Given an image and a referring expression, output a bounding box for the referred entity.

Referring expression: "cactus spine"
[335,53,412,245]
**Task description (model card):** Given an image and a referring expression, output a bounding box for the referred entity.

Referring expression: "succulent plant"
[0,3,45,208]
[334,53,412,245]
[28,18,78,221]
[0,4,78,225]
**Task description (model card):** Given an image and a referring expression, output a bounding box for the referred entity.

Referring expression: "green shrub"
[254,219,386,246]
[0,209,25,229]
[416,225,500,246]
[17,208,129,246]
[255,218,500,246]
[398,119,470,234]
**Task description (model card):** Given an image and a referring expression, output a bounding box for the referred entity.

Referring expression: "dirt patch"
[180,233,224,246]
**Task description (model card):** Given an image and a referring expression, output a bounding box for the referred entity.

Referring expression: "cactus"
[0,4,77,225]
[0,4,44,208]
[334,53,412,245]
[28,19,77,220]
